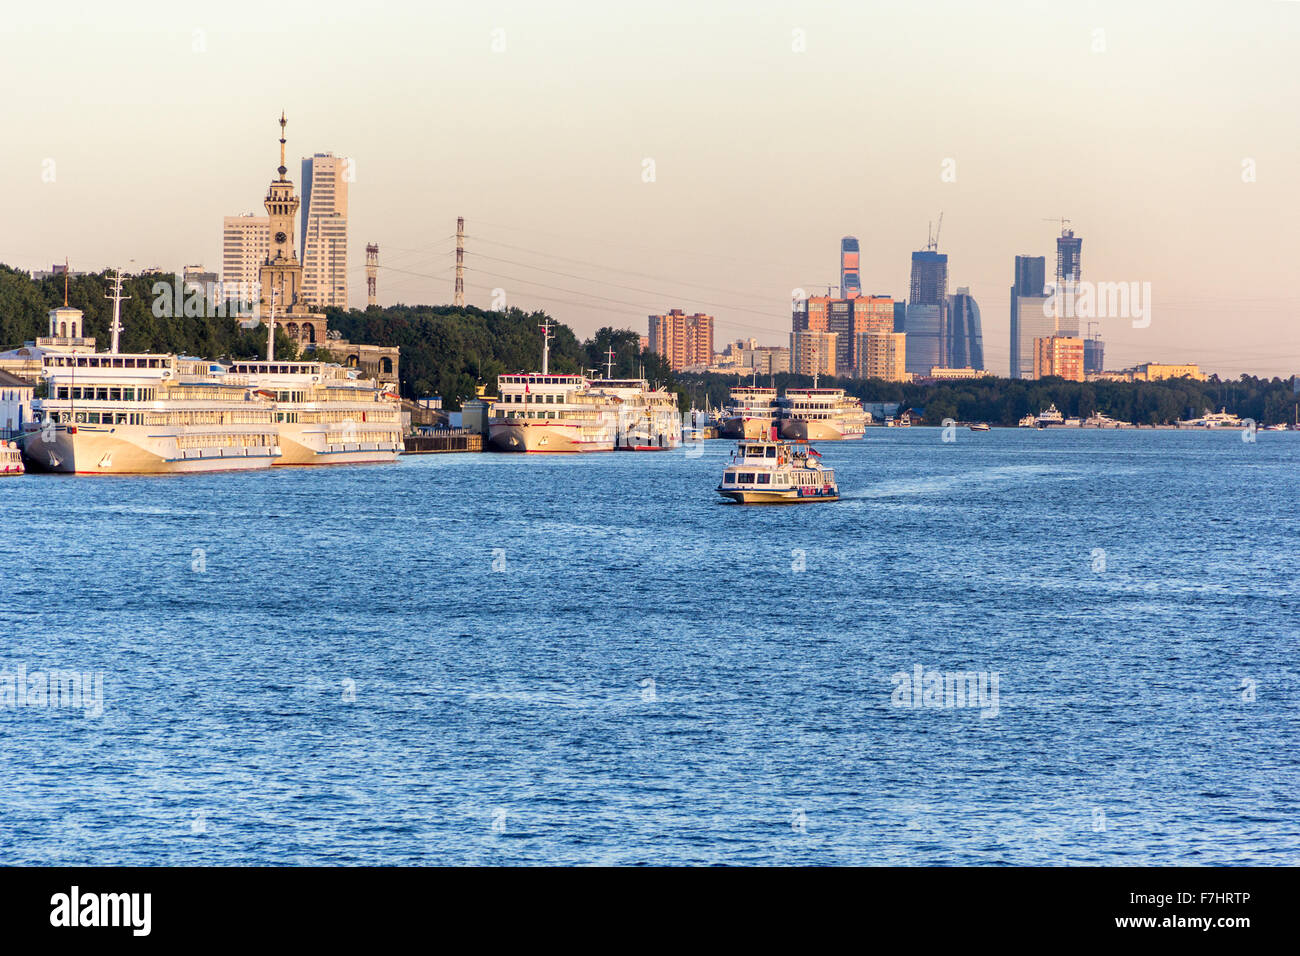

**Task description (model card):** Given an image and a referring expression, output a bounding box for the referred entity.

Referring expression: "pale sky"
[1,0,1296,377]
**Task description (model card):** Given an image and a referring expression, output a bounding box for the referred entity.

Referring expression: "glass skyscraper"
[1010,255,1049,379]
[946,287,984,370]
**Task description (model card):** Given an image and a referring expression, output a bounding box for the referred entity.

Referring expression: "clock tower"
[258,113,305,318]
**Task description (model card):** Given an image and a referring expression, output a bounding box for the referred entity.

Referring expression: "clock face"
[274,231,287,244]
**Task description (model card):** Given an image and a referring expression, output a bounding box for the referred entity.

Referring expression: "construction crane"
[1043,216,1072,235]
[926,212,944,251]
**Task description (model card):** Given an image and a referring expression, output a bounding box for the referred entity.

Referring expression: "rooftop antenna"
[105,269,129,353]
[277,112,288,181]
[538,317,552,374]
[604,346,616,379]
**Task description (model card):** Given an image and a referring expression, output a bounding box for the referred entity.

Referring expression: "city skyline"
[1,1,1296,377]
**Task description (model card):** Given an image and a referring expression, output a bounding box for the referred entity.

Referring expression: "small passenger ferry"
[1,440,23,475]
[716,437,839,504]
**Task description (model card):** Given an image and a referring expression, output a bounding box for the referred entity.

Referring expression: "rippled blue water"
[1,428,1297,865]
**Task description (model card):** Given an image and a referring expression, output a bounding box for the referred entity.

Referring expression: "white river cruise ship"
[23,352,281,474]
[718,386,778,440]
[590,378,682,451]
[488,372,616,452]
[776,388,867,441]
[488,320,619,453]
[225,361,402,465]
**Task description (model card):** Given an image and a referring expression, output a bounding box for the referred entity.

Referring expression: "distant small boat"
[968,423,990,432]
[1265,423,1289,431]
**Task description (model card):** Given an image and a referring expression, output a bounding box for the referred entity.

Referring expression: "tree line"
[679,370,1299,426]
[3,264,1293,423]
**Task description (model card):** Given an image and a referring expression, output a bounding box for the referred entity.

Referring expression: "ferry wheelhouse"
[776,388,867,441]
[226,361,402,464]
[718,386,778,440]
[23,353,281,474]
[716,437,839,504]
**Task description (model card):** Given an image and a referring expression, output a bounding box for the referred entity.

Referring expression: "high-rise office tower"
[1014,255,1045,298]
[840,237,861,299]
[905,249,948,377]
[903,303,943,377]
[945,287,984,370]
[909,250,948,306]
[1084,336,1105,375]
[1049,227,1083,337]
[1010,254,1051,379]
[222,214,270,301]
[300,152,349,309]
[1056,228,1082,285]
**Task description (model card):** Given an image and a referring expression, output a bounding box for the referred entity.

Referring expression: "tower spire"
[278,112,288,181]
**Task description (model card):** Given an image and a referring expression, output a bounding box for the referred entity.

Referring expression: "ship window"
[724,471,736,482]
[766,447,776,457]
[757,473,771,484]
[737,473,755,483]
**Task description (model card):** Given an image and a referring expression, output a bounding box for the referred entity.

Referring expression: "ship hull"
[716,486,838,504]
[777,419,862,441]
[20,427,277,475]
[488,422,614,453]
[719,416,773,440]
[276,429,401,465]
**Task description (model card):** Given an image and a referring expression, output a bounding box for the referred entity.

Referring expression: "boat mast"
[539,317,552,374]
[105,269,129,353]
[266,284,277,362]
[605,346,615,379]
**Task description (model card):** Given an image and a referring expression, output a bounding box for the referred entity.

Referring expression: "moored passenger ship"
[590,378,682,450]
[488,372,616,452]
[718,386,778,440]
[226,361,402,464]
[776,388,867,441]
[23,353,281,474]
